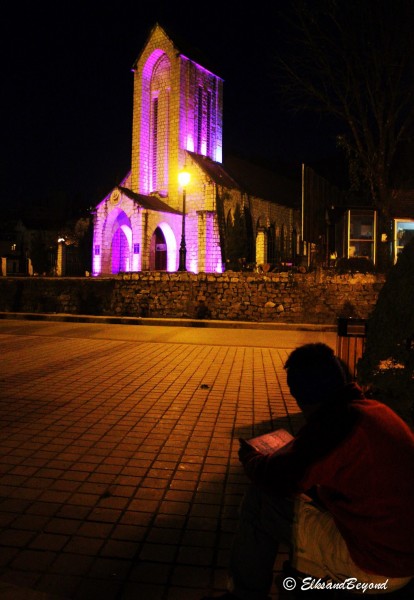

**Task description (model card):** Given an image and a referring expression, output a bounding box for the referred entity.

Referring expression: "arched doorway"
[150,227,167,270]
[111,224,132,274]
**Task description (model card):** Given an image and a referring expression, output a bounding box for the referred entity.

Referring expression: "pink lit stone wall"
[93,174,143,276]
[138,212,182,272]
[179,57,223,163]
[197,210,223,273]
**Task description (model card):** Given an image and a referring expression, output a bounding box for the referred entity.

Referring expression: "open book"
[245,428,294,455]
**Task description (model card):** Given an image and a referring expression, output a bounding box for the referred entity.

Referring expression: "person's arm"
[238,437,305,496]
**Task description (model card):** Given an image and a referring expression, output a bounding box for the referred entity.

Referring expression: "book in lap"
[246,428,294,454]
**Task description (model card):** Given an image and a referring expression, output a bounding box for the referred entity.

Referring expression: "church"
[92,23,301,276]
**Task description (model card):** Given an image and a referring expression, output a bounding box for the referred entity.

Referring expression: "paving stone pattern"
[0,326,306,599]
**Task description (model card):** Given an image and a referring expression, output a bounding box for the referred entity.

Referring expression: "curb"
[0,312,337,332]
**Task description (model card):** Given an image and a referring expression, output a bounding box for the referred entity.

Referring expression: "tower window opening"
[206,90,212,158]
[151,96,159,190]
[197,87,203,154]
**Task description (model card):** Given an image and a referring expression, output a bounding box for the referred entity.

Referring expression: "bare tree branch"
[277,0,414,214]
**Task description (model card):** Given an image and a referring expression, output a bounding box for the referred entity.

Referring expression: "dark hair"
[285,343,347,406]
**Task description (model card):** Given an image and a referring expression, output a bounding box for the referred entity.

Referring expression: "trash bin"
[336,317,367,380]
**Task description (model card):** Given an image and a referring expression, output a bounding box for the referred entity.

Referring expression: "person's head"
[284,343,347,414]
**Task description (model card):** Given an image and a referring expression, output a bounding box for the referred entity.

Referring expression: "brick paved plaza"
[0,319,335,599]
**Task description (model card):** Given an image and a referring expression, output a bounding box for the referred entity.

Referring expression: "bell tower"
[130,24,223,209]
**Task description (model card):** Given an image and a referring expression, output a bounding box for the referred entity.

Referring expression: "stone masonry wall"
[0,271,385,325]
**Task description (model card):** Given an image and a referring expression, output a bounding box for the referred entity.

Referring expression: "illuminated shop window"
[347,209,376,263]
[394,219,414,263]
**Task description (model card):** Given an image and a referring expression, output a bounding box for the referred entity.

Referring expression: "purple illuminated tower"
[93,23,224,275]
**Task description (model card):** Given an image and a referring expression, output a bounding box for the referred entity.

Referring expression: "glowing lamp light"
[178,170,191,188]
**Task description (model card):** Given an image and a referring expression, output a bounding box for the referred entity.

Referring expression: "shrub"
[357,239,414,426]
[336,256,375,274]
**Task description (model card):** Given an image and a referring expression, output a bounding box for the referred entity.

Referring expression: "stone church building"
[92,24,301,276]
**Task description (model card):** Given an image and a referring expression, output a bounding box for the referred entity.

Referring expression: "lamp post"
[178,169,190,271]
[57,237,66,277]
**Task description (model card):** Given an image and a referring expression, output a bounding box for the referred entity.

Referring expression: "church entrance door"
[112,226,130,273]
[150,227,167,270]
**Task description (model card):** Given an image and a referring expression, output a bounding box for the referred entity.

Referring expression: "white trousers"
[228,486,411,599]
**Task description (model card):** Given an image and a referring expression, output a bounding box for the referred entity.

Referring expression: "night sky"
[2,1,344,218]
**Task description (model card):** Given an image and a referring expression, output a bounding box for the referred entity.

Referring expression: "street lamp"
[178,169,190,271]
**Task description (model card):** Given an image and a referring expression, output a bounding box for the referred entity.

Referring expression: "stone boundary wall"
[0,271,385,324]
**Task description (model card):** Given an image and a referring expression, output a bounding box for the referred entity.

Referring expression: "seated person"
[202,343,414,599]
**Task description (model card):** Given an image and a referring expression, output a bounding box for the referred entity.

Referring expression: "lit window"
[348,209,376,262]
[394,219,414,263]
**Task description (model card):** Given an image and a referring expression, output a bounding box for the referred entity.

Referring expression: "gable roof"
[187,152,301,209]
[223,155,301,208]
[119,187,181,214]
[187,152,241,190]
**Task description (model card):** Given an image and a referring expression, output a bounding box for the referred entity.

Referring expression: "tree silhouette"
[358,238,414,425]
[278,0,414,269]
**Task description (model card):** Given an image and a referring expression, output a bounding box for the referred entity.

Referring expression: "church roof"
[223,155,301,209]
[187,152,241,190]
[189,153,300,209]
[119,187,182,215]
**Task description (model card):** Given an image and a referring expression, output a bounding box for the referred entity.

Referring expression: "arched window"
[226,209,233,231]
[280,225,286,262]
[150,55,171,194]
[267,225,276,265]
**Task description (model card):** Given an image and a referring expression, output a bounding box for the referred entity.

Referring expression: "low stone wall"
[0,270,385,325]
[0,278,116,316]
